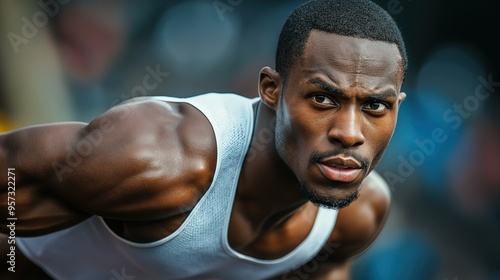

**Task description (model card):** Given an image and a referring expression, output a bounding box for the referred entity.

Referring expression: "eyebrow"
[307,79,347,98]
[307,78,397,100]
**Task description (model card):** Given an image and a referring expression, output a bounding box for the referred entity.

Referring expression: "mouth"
[316,155,363,183]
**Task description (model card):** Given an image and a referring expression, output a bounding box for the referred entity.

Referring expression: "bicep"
[44,101,189,220]
[313,171,391,268]
[2,100,196,221]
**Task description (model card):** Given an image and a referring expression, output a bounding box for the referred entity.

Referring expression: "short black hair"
[276,0,408,81]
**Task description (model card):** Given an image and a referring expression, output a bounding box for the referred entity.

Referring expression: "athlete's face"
[260,30,405,209]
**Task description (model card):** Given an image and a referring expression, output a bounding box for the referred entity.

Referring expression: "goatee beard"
[297,182,360,210]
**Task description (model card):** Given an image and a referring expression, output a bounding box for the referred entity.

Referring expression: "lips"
[317,156,363,183]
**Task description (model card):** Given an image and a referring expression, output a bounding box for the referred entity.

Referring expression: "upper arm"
[328,170,391,260]
[284,171,390,279]
[1,99,216,223]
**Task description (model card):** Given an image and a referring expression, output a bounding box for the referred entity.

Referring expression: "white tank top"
[17,93,339,280]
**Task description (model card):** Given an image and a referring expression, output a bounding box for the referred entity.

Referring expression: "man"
[0,0,407,279]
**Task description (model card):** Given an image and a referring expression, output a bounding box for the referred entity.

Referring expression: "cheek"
[275,102,317,169]
[366,119,397,164]
[285,103,323,151]
[369,123,394,146]
[366,110,398,140]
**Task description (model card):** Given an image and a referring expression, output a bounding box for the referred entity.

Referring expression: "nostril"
[328,132,365,148]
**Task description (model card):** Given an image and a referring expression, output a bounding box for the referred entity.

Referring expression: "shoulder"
[108,96,217,155]
[96,96,217,169]
[82,97,217,220]
[326,170,391,261]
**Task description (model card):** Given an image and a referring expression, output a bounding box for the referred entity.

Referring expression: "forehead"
[295,30,403,90]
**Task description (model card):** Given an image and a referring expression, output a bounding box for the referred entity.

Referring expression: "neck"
[235,101,309,232]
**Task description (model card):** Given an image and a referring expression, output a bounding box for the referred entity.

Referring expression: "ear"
[398,91,407,106]
[259,67,283,110]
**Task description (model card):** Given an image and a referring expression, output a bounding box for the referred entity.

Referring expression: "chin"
[298,181,360,210]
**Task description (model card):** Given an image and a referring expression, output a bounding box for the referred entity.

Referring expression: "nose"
[327,107,365,148]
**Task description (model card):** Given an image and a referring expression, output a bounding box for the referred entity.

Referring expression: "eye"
[364,101,389,113]
[312,95,335,105]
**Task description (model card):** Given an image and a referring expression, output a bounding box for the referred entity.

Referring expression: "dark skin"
[0,31,405,279]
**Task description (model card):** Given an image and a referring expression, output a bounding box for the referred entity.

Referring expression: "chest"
[226,202,327,260]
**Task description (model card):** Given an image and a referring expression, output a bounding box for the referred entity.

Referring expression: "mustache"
[309,149,370,169]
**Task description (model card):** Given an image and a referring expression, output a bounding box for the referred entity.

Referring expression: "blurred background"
[0,0,498,279]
